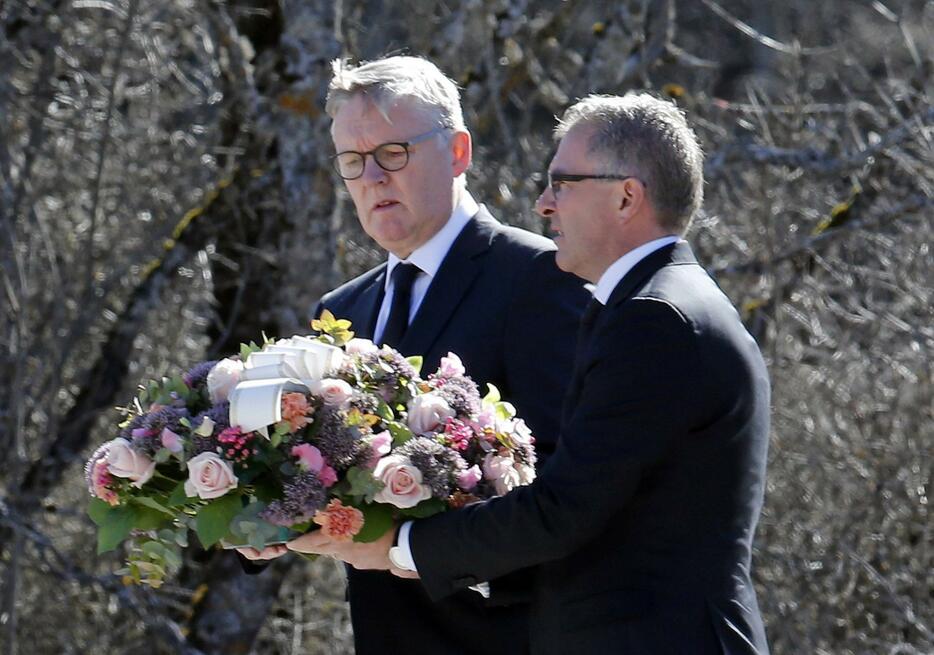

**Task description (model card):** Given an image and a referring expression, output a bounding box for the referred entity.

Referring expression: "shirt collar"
[592,236,681,305]
[385,191,479,287]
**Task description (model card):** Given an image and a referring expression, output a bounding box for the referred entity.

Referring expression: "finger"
[287,532,335,554]
[390,566,420,579]
[236,547,261,560]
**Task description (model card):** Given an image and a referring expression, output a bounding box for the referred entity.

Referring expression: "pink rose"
[437,352,466,377]
[363,431,393,469]
[373,455,432,508]
[184,452,238,499]
[161,428,183,453]
[345,338,379,355]
[291,443,338,488]
[292,443,324,471]
[482,453,521,495]
[105,438,156,488]
[206,357,244,403]
[457,465,482,491]
[407,393,455,434]
[313,378,354,406]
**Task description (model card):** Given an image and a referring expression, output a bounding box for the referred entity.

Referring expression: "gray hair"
[326,56,467,132]
[555,93,704,233]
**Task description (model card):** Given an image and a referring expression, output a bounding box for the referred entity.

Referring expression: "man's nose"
[535,188,556,218]
[360,154,389,184]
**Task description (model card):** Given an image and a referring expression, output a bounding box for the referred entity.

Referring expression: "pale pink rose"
[438,352,466,377]
[206,357,244,403]
[105,438,156,488]
[457,465,482,491]
[314,378,354,406]
[363,431,393,469]
[291,443,324,471]
[373,455,433,508]
[160,428,183,453]
[345,338,379,355]
[482,453,521,495]
[407,393,455,434]
[184,452,238,499]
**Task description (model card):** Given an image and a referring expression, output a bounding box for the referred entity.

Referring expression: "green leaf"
[90,503,137,554]
[386,421,414,446]
[167,481,189,506]
[397,497,446,519]
[354,503,394,543]
[483,383,501,404]
[405,356,423,374]
[495,401,517,420]
[195,494,244,548]
[375,401,394,421]
[132,496,175,516]
[346,467,384,502]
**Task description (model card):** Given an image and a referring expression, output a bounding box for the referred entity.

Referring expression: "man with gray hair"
[243,56,588,654]
[297,92,772,654]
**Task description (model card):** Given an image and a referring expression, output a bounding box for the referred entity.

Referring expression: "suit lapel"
[397,209,498,357]
[561,241,696,425]
[349,266,387,340]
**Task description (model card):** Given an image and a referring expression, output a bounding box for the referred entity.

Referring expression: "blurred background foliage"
[0,0,931,653]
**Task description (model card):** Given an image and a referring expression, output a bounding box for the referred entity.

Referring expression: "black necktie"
[575,297,603,359]
[379,263,420,347]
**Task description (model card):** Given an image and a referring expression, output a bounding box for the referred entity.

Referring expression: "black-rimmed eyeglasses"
[547,172,644,196]
[332,126,449,180]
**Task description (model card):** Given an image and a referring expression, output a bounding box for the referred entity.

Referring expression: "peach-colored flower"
[281,392,312,432]
[313,499,364,542]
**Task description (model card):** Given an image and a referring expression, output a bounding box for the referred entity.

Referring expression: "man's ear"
[451,131,472,177]
[617,178,647,220]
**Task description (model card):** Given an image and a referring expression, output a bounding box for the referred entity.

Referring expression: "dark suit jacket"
[411,242,771,655]
[315,207,588,655]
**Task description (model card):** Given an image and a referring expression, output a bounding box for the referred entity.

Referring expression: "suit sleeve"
[411,298,702,601]
[501,249,588,462]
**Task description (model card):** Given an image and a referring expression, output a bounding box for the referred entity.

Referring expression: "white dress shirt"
[390,234,682,592]
[373,191,480,343]
[591,235,680,305]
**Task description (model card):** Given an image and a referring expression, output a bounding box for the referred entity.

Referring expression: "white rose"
[105,438,156,488]
[373,455,433,508]
[206,358,244,403]
[483,453,521,495]
[345,338,379,355]
[516,462,536,485]
[184,452,238,499]
[313,378,354,406]
[407,393,455,434]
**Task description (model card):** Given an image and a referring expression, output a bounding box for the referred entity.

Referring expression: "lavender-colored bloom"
[348,390,380,416]
[339,348,419,402]
[431,375,481,416]
[127,406,190,457]
[183,360,218,389]
[396,436,466,498]
[314,406,366,469]
[259,472,327,526]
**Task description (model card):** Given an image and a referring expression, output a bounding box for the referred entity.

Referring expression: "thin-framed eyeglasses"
[332,126,449,180]
[547,172,645,196]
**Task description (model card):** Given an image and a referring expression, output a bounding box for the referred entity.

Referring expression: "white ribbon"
[228,337,344,435]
